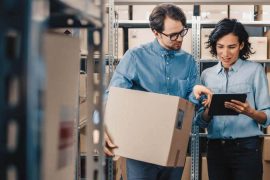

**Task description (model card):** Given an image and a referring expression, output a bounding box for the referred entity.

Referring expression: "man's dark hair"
[206,18,253,60]
[149,3,186,32]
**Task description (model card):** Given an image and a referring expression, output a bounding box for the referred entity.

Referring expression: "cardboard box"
[178,5,193,21]
[115,157,127,180]
[128,28,154,49]
[182,29,192,54]
[80,73,87,100]
[79,101,88,124]
[202,156,209,180]
[264,30,270,59]
[133,5,155,20]
[79,29,88,55]
[201,28,215,60]
[105,87,194,167]
[263,137,270,161]
[263,161,270,180]
[201,5,228,22]
[80,127,87,153]
[257,5,270,21]
[42,32,80,180]
[181,157,191,180]
[104,18,124,58]
[115,5,130,20]
[248,37,268,60]
[230,5,254,21]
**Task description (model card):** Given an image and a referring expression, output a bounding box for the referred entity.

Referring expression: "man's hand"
[104,131,118,156]
[193,85,213,107]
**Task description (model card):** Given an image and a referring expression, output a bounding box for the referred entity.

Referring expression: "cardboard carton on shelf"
[230,5,254,21]
[105,87,194,167]
[248,37,268,60]
[257,5,270,21]
[42,32,80,180]
[200,5,228,22]
[201,28,215,60]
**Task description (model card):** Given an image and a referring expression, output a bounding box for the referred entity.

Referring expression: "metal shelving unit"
[0,0,105,179]
[0,0,48,179]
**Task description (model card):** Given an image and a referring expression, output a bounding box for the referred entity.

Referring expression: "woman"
[196,18,270,180]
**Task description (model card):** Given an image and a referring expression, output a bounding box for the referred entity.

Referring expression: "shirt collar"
[215,58,244,74]
[152,38,180,57]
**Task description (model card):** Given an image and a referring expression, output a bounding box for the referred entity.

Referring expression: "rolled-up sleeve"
[104,50,137,101]
[253,65,270,127]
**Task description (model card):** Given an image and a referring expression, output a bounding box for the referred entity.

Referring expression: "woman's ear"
[240,42,244,50]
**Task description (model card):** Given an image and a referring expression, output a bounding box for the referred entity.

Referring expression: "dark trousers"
[207,136,263,180]
[126,158,183,180]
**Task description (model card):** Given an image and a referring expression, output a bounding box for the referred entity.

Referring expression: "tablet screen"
[208,93,247,116]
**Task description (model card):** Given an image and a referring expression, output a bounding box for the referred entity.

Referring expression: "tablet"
[208,93,247,116]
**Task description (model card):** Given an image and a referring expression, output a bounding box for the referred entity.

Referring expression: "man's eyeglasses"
[159,28,189,41]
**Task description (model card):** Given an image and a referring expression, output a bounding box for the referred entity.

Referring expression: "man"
[105,3,211,180]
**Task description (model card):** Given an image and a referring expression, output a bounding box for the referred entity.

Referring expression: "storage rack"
[0,0,105,179]
[0,1,49,179]
[108,1,270,180]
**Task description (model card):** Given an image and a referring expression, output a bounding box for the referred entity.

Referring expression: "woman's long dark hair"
[206,18,253,60]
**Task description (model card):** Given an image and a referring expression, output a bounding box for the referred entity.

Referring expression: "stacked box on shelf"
[230,5,254,21]
[248,37,268,60]
[128,28,154,49]
[264,30,270,59]
[178,5,193,21]
[128,28,192,54]
[133,5,193,21]
[257,5,270,21]
[201,28,215,60]
[42,32,80,180]
[132,5,155,20]
[115,5,129,20]
[200,5,228,22]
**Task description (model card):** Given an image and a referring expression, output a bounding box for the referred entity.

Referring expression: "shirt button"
[167,77,170,80]
[166,62,169,65]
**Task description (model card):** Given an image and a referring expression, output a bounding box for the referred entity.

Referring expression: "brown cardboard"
[201,5,228,22]
[264,30,270,59]
[248,37,268,60]
[263,137,270,161]
[181,157,191,180]
[230,5,254,21]
[263,161,270,180]
[182,30,192,54]
[80,127,87,153]
[202,156,209,180]
[42,32,80,180]
[201,28,215,60]
[128,28,154,49]
[80,73,87,100]
[257,5,270,21]
[105,87,194,167]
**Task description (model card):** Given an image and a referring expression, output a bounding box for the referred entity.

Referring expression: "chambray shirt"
[107,38,198,101]
[196,59,270,139]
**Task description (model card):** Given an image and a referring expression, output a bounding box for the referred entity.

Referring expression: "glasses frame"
[159,28,189,41]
